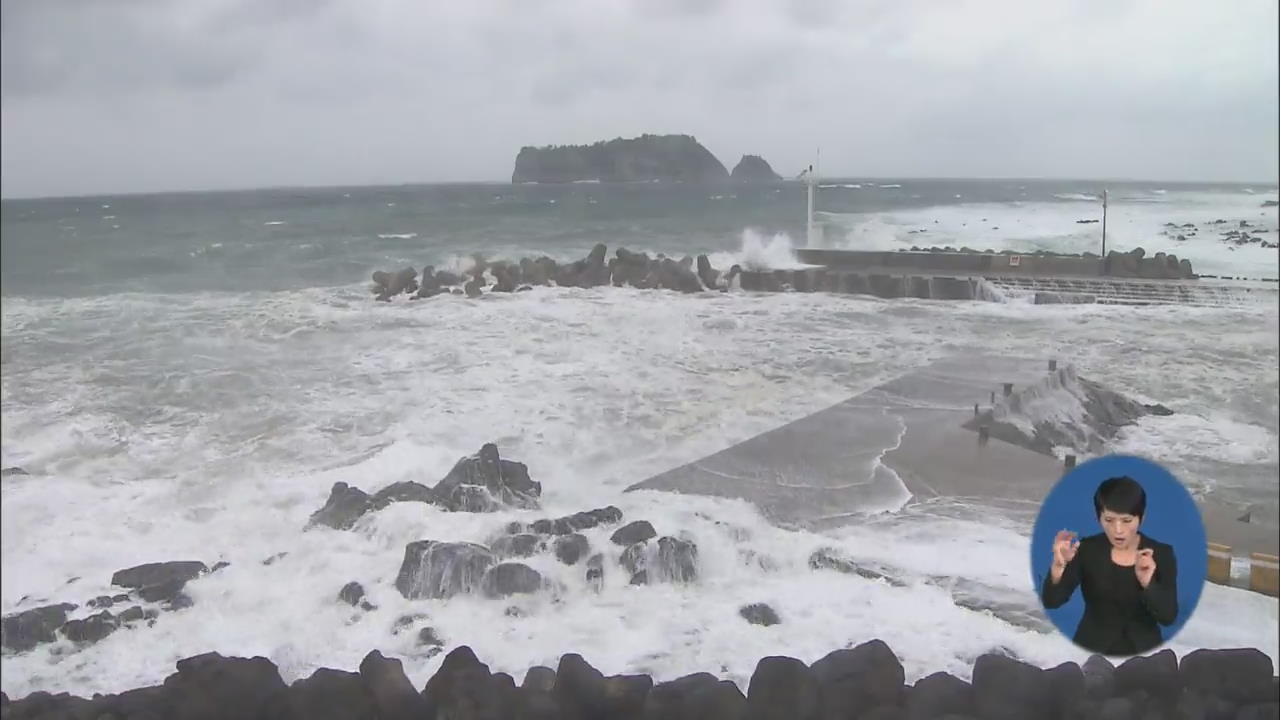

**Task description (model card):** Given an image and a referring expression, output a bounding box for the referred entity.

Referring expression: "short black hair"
[1094,476,1147,520]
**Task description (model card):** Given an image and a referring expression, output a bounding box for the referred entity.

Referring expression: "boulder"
[1,603,78,652]
[1115,649,1181,700]
[481,563,544,598]
[557,243,611,288]
[112,560,209,604]
[654,536,699,583]
[394,540,494,600]
[370,481,437,508]
[448,484,501,513]
[163,653,293,719]
[492,533,547,559]
[906,672,973,720]
[586,553,605,591]
[696,255,721,289]
[60,610,118,645]
[611,520,658,546]
[373,267,418,301]
[420,646,508,720]
[287,668,379,720]
[518,505,624,536]
[1,466,28,477]
[644,672,748,720]
[464,278,484,298]
[434,443,542,511]
[971,653,1050,720]
[307,482,376,530]
[1180,648,1275,706]
[811,640,905,715]
[621,542,648,575]
[612,248,654,287]
[414,266,449,299]
[1082,655,1116,699]
[554,533,591,565]
[337,581,366,607]
[745,656,822,720]
[739,603,781,627]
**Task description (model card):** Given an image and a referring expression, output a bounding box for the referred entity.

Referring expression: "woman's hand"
[1135,548,1157,588]
[1050,530,1079,582]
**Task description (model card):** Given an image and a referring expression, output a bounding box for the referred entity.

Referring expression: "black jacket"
[1040,533,1179,656]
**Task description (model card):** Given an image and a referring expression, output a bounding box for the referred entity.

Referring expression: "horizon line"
[3,175,1278,203]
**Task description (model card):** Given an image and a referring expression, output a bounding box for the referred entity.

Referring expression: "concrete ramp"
[627,356,1277,563]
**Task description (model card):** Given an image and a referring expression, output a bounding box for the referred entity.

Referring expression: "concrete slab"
[627,355,1278,561]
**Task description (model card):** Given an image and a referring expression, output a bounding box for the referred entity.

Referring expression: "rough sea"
[2,179,1277,697]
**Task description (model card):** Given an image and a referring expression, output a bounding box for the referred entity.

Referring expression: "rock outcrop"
[5,643,1277,719]
[730,154,782,182]
[511,133,730,184]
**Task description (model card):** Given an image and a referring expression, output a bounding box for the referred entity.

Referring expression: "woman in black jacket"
[1041,475,1179,656]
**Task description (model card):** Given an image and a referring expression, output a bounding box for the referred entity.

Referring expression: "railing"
[985,276,1277,308]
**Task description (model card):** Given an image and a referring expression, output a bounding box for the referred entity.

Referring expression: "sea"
[1,178,1277,698]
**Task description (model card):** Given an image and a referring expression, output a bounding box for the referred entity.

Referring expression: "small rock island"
[511,134,779,184]
[730,154,782,182]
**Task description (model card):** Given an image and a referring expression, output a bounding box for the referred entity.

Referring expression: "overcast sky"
[2,0,1277,198]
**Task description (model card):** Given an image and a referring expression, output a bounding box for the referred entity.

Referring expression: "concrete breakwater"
[2,642,1275,720]
[793,247,1198,280]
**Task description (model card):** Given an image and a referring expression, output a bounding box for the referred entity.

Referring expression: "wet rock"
[610,520,657,546]
[414,266,450,299]
[1180,648,1276,705]
[739,603,781,627]
[645,672,748,720]
[307,482,376,530]
[370,480,437,508]
[1115,648,1181,700]
[448,484,500,512]
[117,605,157,625]
[553,533,590,565]
[809,548,908,587]
[263,552,289,566]
[481,562,544,598]
[338,581,366,607]
[391,613,428,635]
[586,553,605,591]
[165,653,293,719]
[1083,655,1116,699]
[523,665,557,692]
[164,592,195,611]
[417,627,444,648]
[746,655,822,720]
[59,610,118,645]
[88,595,117,609]
[812,640,905,714]
[554,653,653,720]
[907,671,974,720]
[394,540,494,600]
[971,653,1050,720]
[372,267,419,301]
[629,570,649,585]
[111,561,208,591]
[492,533,547,559]
[464,278,484,298]
[1,466,28,477]
[421,646,507,719]
[621,542,648,575]
[655,536,699,583]
[434,443,542,511]
[696,254,721,289]
[359,650,428,719]
[521,506,624,536]
[287,668,381,720]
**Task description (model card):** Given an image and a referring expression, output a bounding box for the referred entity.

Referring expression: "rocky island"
[730,154,782,182]
[511,134,778,184]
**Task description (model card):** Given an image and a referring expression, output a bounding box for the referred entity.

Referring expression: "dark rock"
[696,254,721,289]
[1181,648,1276,705]
[448,484,500,512]
[811,639,905,715]
[59,609,118,645]
[527,506,624,536]
[308,482,376,530]
[621,542,648,575]
[112,561,208,591]
[1046,662,1086,718]
[586,553,605,591]
[907,672,973,720]
[971,653,1050,720]
[492,533,547,559]
[394,540,494,599]
[358,650,429,720]
[421,646,501,719]
[745,655,822,720]
[391,613,427,635]
[2,602,77,651]
[645,673,748,720]
[739,603,781,627]
[1083,655,1116,698]
[611,520,658,546]
[481,562,544,598]
[338,581,365,607]
[370,481,437,508]
[554,533,591,565]
[809,548,908,587]
[434,443,541,511]
[162,652,292,719]
[654,536,699,583]
[731,154,782,182]
[417,627,444,647]
[1,466,29,476]
[414,266,449,299]
[629,570,649,585]
[1116,649,1181,699]
[524,666,557,692]
[287,668,379,720]
[464,278,484,298]
[263,552,289,566]
[88,595,116,609]
[164,592,195,610]
[1097,696,1136,720]
[117,605,157,625]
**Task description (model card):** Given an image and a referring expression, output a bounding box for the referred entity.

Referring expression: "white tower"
[803,150,820,247]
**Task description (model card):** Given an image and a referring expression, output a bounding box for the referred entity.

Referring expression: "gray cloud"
[2,0,1276,197]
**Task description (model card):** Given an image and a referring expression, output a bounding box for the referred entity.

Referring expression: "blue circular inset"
[1030,454,1207,655]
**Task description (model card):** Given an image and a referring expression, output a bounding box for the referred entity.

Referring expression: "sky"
[2,0,1277,198]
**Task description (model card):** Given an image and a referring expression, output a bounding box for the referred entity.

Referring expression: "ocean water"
[1,180,1277,698]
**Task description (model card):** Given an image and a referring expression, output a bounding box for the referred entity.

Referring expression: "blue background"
[1030,454,1208,649]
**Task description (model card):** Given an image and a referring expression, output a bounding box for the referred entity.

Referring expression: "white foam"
[878,184,902,189]
[264,221,286,226]
[1053,193,1100,201]
[0,286,1275,698]
[706,229,816,271]
[377,233,418,240]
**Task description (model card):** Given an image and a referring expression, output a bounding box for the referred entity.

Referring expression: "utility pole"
[1101,189,1108,274]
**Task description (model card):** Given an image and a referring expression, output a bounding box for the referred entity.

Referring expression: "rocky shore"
[3,641,1276,719]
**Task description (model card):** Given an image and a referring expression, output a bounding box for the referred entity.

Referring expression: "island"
[730,154,782,182]
[512,134,768,184]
